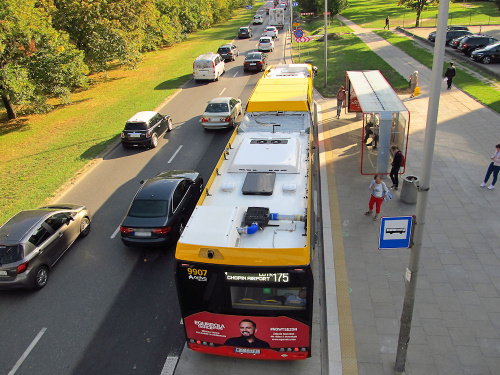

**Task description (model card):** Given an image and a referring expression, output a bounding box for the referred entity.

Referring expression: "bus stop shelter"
[345,70,410,175]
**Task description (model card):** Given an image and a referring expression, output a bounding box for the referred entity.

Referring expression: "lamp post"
[324,0,328,88]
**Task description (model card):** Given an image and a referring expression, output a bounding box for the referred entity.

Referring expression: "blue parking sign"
[379,216,413,249]
[246,5,253,9]
[292,2,298,6]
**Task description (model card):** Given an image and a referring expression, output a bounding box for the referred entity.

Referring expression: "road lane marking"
[233,71,239,77]
[111,226,120,239]
[9,327,47,375]
[219,87,226,96]
[160,356,179,375]
[168,145,183,163]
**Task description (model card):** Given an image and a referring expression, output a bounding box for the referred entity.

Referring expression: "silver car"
[200,97,243,129]
[0,204,91,290]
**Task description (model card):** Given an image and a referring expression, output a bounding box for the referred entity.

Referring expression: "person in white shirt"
[480,143,500,190]
[365,174,389,220]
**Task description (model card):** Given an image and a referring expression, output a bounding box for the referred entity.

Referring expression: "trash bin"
[400,175,419,204]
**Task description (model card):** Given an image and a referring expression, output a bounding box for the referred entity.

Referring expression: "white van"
[193,52,225,82]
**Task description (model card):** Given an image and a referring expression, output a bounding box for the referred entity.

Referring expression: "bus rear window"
[230,286,307,310]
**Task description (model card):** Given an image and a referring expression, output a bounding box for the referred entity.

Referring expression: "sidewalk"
[318,15,500,375]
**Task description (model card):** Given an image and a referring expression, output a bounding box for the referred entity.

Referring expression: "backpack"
[399,151,405,167]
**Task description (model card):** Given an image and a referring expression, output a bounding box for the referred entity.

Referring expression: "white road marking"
[8,328,47,375]
[168,145,183,163]
[219,87,226,96]
[160,356,179,375]
[233,71,239,77]
[111,226,120,239]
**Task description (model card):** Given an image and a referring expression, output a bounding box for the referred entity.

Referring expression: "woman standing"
[390,145,403,190]
[365,174,389,220]
[336,86,346,118]
[409,70,418,98]
[480,143,500,190]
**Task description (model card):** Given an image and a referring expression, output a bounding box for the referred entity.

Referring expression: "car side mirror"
[140,180,145,184]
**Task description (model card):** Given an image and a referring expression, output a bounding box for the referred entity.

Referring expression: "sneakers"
[480,182,486,187]
[393,187,398,190]
[488,185,495,190]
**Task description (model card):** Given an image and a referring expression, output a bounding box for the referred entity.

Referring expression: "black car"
[471,42,500,64]
[427,30,472,45]
[0,204,91,290]
[449,35,468,49]
[238,27,252,39]
[120,170,203,247]
[121,111,173,149]
[458,35,499,56]
[217,44,240,62]
[243,52,268,72]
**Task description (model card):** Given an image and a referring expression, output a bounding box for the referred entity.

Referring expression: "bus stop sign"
[379,216,413,249]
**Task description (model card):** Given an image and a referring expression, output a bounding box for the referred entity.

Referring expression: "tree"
[398,0,431,27]
[0,0,88,119]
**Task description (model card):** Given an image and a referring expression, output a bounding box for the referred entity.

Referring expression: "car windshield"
[125,122,148,131]
[240,28,248,32]
[0,244,23,265]
[128,200,168,218]
[260,38,271,43]
[218,47,230,53]
[205,103,229,113]
[246,53,261,60]
[266,28,274,31]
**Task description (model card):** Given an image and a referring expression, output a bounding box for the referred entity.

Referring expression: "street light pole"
[394,0,451,372]
[324,0,328,87]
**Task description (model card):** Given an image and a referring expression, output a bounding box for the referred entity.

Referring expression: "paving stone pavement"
[319,15,500,375]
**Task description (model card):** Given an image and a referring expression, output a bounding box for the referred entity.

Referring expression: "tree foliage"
[0,0,88,119]
[398,0,432,27]
[301,0,347,15]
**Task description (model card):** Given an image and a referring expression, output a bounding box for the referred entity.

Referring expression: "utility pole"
[394,0,450,372]
[324,0,328,87]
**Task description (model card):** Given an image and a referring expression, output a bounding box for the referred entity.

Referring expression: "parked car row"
[428,25,500,64]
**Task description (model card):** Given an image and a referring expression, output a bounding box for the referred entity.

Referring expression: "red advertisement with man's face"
[184,311,310,348]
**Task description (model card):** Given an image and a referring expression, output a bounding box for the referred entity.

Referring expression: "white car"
[258,37,274,52]
[253,15,264,25]
[200,97,243,129]
[263,26,278,39]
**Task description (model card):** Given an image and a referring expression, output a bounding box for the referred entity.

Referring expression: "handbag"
[384,190,393,201]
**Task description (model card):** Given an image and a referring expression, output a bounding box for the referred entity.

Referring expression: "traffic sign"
[294,29,303,38]
[293,23,300,27]
[378,216,414,249]
[245,5,253,9]
[292,2,298,6]
[295,37,310,43]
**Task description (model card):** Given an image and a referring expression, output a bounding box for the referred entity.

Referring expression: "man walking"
[336,85,346,119]
[444,62,456,90]
[384,16,389,29]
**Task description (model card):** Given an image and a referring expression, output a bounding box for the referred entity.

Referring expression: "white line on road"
[219,87,226,96]
[160,356,179,375]
[9,327,47,375]
[111,226,120,239]
[168,145,183,163]
[233,71,239,77]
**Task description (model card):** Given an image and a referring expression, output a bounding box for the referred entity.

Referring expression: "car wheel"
[215,74,219,82]
[79,217,91,238]
[33,266,49,289]
[167,118,173,132]
[482,56,491,64]
[150,134,158,148]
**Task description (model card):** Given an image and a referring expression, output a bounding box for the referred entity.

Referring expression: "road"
[0,6,289,375]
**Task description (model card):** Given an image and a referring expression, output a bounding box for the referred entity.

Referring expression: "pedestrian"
[480,143,500,190]
[365,174,389,220]
[409,70,418,98]
[444,62,456,90]
[390,145,404,190]
[336,85,346,119]
[384,16,389,29]
[364,113,379,149]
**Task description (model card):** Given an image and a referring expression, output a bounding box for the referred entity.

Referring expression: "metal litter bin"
[400,175,419,204]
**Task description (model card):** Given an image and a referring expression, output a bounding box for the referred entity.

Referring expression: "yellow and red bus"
[175,64,316,360]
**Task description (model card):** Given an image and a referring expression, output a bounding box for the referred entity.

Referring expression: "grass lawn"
[292,18,408,97]
[375,30,500,113]
[0,6,256,224]
[340,0,500,29]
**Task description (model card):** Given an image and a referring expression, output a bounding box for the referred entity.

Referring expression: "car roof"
[219,44,234,48]
[208,97,233,103]
[127,111,158,123]
[136,178,182,201]
[240,27,249,30]
[0,210,53,243]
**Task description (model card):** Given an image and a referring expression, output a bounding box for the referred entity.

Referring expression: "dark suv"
[217,44,240,62]
[238,27,252,39]
[427,30,472,45]
[458,35,499,56]
[121,111,173,149]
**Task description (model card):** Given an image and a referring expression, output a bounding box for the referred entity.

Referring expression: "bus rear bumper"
[188,342,309,360]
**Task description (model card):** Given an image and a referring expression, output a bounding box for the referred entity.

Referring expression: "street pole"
[324,0,328,87]
[394,0,450,372]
